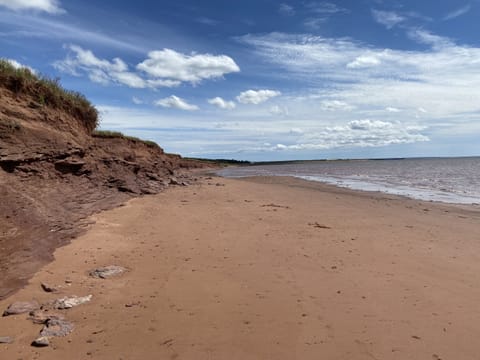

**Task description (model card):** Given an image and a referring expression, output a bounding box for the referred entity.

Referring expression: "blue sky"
[1,0,480,160]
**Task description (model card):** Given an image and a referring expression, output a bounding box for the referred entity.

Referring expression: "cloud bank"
[237,31,480,119]
[270,119,428,151]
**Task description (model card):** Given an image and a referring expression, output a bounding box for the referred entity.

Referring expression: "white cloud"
[0,0,64,14]
[407,29,454,49]
[347,55,381,69]
[371,9,405,29]
[236,89,281,104]
[386,107,401,113]
[302,2,347,30]
[443,4,471,20]
[137,49,240,84]
[306,2,348,14]
[320,100,354,111]
[237,33,364,79]
[55,45,239,89]
[279,3,295,16]
[5,58,36,73]
[208,97,236,110]
[0,11,152,53]
[145,79,182,88]
[289,128,304,135]
[265,120,428,151]
[270,105,289,116]
[132,97,143,105]
[348,119,392,130]
[303,18,326,30]
[155,95,199,111]
[54,45,151,88]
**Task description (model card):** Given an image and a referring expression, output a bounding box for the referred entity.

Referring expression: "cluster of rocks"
[0,265,126,348]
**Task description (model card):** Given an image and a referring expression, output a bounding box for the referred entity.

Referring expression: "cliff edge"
[0,60,209,298]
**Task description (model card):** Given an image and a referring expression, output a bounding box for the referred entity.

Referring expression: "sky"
[1,0,480,161]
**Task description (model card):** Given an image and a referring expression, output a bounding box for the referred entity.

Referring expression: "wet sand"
[1,176,479,359]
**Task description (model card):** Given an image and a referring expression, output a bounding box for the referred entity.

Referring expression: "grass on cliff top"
[0,59,98,133]
[92,130,160,149]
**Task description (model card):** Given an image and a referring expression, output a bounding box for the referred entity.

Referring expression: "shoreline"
[1,175,479,359]
[230,175,480,215]
[217,157,480,206]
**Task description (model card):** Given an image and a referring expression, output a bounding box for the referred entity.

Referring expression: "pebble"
[54,295,92,309]
[0,336,13,344]
[89,265,126,279]
[31,336,50,347]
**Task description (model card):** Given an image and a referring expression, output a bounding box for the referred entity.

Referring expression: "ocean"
[217,157,480,205]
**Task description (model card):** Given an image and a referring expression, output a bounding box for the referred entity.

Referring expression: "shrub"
[92,130,160,149]
[91,130,124,138]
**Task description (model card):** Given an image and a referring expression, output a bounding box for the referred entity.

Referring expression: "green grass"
[0,59,98,133]
[91,130,124,138]
[92,129,160,149]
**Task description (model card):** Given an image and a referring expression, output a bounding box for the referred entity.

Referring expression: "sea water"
[217,157,480,205]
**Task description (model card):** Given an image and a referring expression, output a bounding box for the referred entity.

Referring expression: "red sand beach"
[1,176,479,360]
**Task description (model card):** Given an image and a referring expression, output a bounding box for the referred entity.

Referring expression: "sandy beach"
[1,176,479,360]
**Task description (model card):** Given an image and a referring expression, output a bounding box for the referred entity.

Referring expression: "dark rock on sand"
[41,282,59,293]
[31,336,50,347]
[3,300,40,316]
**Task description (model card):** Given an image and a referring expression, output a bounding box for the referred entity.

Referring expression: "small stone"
[32,336,50,347]
[0,336,14,344]
[41,282,58,293]
[3,301,40,316]
[169,177,180,185]
[54,295,92,310]
[40,318,74,337]
[89,265,126,279]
